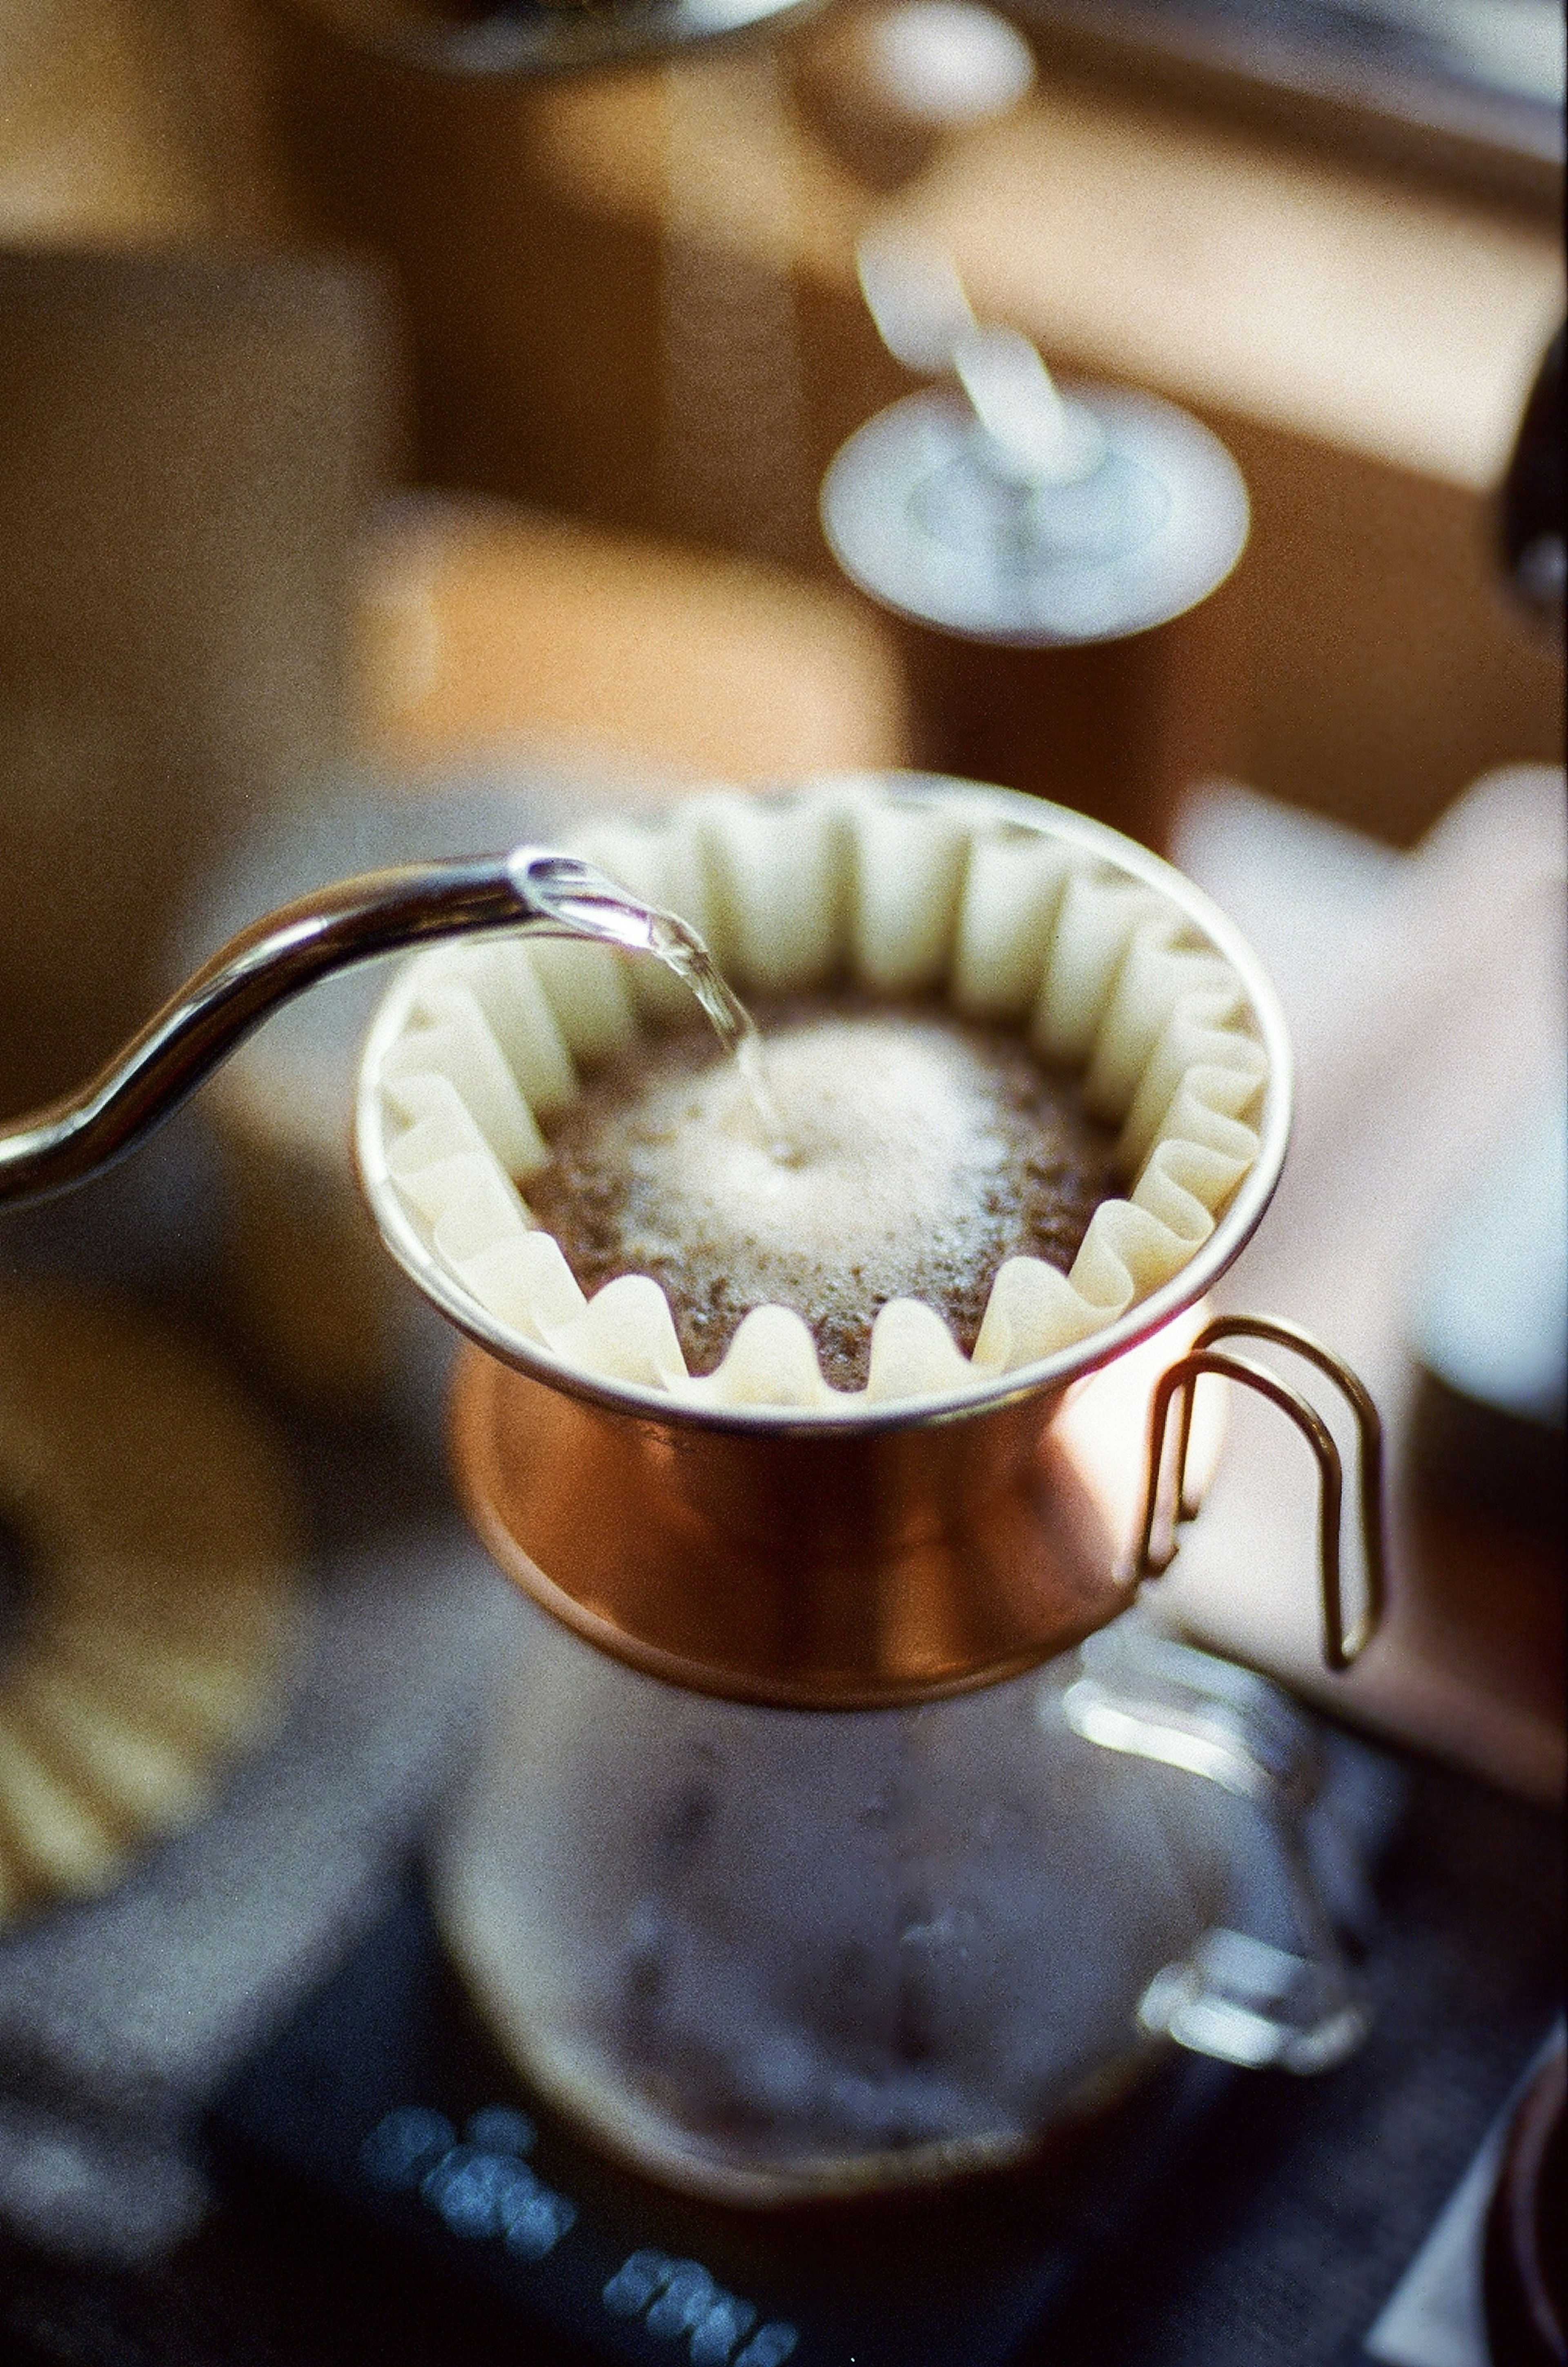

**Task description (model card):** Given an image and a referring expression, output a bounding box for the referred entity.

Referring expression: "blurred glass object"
[823,243,1248,846]
[1484,2031,1567,2367]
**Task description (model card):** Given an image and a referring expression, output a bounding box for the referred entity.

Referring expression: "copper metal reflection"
[453,1300,1387,1706]
[451,1356,1136,1709]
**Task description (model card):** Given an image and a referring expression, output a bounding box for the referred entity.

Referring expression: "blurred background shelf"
[0,0,1559,856]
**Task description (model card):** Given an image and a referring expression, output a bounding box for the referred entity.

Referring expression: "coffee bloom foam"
[365,780,1267,1410]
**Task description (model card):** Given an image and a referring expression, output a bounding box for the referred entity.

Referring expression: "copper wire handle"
[1135,1315,1385,1674]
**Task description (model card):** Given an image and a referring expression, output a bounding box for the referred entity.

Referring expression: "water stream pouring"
[0,776,1387,2205]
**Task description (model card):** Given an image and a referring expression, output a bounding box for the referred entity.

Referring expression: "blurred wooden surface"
[0,0,281,241]
[0,0,209,240]
[912,85,1559,492]
[355,495,911,787]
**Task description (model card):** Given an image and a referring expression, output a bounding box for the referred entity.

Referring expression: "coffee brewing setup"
[0,767,1409,2367]
[0,776,1388,2356]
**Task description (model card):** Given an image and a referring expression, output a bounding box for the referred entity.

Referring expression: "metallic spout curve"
[0,847,655,1208]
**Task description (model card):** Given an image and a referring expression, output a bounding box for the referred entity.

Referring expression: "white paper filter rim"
[355,776,1292,1426]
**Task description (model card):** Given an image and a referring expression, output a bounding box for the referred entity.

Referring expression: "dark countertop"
[0,1747,1557,2367]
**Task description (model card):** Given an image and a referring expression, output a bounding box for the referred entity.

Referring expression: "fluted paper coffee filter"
[362,780,1268,1410]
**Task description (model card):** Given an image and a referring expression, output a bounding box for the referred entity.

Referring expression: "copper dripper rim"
[355,776,1293,1437]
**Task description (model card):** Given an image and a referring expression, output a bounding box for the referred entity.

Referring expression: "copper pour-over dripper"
[352,781,1383,1708]
[0,785,1383,1710]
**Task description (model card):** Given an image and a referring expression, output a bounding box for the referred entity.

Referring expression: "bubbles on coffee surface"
[528,995,1118,1389]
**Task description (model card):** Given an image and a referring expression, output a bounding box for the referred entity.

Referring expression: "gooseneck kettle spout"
[0,848,671,1209]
